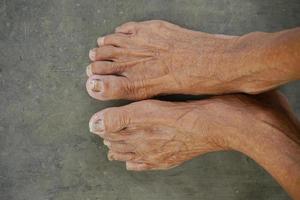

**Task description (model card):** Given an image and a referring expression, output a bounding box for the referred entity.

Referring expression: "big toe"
[86,74,165,100]
[89,106,130,135]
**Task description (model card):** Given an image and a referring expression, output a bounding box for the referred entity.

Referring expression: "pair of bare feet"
[85,20,300,198]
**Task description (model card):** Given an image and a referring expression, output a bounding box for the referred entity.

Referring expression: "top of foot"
[86,20,239,101]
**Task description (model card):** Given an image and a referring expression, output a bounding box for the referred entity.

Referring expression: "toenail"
[86,64,92,76]
[89,49,96,61]
[97,37,104,45]
[89,119,104,133]
[108,153,114,161]
[89,79,102,92]
[103,140,111,147]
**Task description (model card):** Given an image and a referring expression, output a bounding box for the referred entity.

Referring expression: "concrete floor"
[0,0,300,199]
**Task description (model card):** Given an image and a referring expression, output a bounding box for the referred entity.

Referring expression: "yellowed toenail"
[89,119,104,133]
[103,140,111,147]
[86,64,92,76]
[90,79,102,92]
[89,49,96,61]
[97,37,104,46]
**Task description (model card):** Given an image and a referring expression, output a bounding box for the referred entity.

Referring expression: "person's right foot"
[89,91,299,171]
[86,20,241,100]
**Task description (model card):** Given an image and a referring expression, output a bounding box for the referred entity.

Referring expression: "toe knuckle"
[125,80,149,100]
[137,80,151,99]
[107,46,117,56]
[105,34,117,45]
[100,77,125,100]
[100,108,113,129]
[113,78,129,97]
[110,62,121,72]
[101,107,114,118]
[103,107,129,132]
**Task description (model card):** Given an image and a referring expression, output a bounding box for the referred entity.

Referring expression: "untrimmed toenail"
[90,79,102,92]
[89,119,104,133]
[86,64,92,76]
[89,49,96,61]
[97,37,104,46]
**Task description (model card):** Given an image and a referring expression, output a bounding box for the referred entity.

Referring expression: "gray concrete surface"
[0,0,299,199]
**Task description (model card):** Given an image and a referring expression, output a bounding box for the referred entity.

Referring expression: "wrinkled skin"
[89,91,299,171]
[86,20,300,100]
[86,20,238,100]
[86,21,300,198]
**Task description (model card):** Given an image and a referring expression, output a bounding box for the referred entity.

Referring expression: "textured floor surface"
[0,0,300,200]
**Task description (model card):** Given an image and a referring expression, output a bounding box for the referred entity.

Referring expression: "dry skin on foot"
[86,20,237,100]
[88,92,299,171]
[86,20,300,100]
[88,91,300,198]
[86,21,300,198]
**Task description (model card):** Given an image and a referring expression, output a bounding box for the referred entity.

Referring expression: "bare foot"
[86,22,300,100]
[86,20,241,100]
[88,91,298,171]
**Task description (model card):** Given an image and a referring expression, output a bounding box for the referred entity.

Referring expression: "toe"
[98,129,137,142]
[89,48,96,61]
[86,64,93,76]
[115,21,138,34]
[97,33,132,47]
[89,112,105,135]
[97,36,105,46]
[89,46,153,62]
[126,161,150,171]
[89,46,122,61]
[86,75,127,100]
[86,61,135,76]
[86,77,103,95]
[86,74,164,100]
[89,106,130,134]
[107,151,135,161]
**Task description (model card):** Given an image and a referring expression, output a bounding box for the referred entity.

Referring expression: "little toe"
[126,161,151,171]
[107,151,135,161]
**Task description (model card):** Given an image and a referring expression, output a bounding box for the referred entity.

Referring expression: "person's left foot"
[89,91,290,171]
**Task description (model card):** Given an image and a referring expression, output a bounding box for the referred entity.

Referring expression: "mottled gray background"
[0,0,299,200]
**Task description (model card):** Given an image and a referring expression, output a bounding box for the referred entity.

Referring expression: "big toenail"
[97,37,104,45]
[90,79,102,92]
[86,64,92,76]
[103,140,111,147]
[89,49,96,61]
[90,119,104,133]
